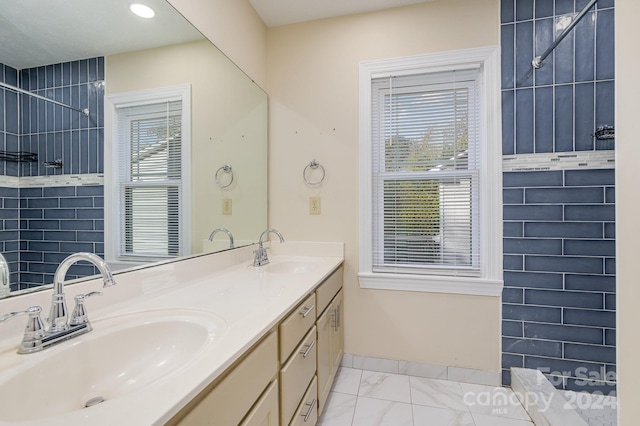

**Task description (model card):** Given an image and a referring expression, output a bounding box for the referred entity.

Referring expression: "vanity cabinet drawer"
[289,376,318,426]
[280,326,317,425]
[316,266,343,316]
[171,332,278,426]
[279,293,316,362]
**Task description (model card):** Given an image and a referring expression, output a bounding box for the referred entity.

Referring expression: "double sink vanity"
[0,241,344,425]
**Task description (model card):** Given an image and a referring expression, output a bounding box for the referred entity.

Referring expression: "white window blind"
[371,69,481,276]
[115,99,183,259]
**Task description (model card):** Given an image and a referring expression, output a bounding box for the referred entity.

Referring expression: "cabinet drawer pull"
[299,340,316,358]
[300,398,317,422]
[299,304,315,318]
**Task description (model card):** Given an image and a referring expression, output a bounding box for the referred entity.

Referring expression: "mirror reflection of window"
[110,86,191,263]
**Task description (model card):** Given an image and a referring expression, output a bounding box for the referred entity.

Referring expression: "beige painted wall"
[105,40,268,255]
[266,0,502,370]
[112,0,636,409]
[168,0,267,89]
[615,1,638,423]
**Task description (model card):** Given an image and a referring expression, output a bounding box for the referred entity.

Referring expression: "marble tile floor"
[560,391,617,426]
[317,367,535,426]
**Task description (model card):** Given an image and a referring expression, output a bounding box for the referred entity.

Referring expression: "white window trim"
[358,47,503,297]
[104,84,192,268]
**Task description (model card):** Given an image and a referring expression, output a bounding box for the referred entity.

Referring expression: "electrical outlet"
[309,196,321,215]
[222,198,232,215]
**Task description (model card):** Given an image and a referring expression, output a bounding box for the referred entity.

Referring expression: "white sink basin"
[263,260,319,274]
[0,309,226,422]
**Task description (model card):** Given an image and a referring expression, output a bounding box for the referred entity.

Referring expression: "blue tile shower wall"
[1,65,23,287]
[0,58,104,289]
[19,185,104,289]
[18,58,105,176]
[501,1,616,394]
[1,65,21,177]
[502,0,615,154]
[502,170,616,393]
[0,187,20,291]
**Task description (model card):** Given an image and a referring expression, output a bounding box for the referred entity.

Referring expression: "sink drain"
[85,396,105,408]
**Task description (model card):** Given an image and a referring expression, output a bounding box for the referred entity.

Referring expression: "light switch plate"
[309,196,321,215]
[222,198,232,215]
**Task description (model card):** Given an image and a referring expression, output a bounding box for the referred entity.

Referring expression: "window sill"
[357,272,503,296]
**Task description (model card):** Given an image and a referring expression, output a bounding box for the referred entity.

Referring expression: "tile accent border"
[0,174,104,188]
[340,354,500,387]
[503,150,615,172]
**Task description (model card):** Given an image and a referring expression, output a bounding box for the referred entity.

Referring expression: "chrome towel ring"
[215,164,234,188]
[303,159,325,186]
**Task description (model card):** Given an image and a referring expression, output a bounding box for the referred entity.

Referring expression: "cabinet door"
[331,290,344,373]
[317,289,344,416]
[240,380,279,426]
[316,306,332,414]
[172,332,278,426]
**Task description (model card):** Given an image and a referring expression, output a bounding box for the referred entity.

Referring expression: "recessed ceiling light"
[129,3,155,19]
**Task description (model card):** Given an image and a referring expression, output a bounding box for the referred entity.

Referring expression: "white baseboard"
[340,353,500,387]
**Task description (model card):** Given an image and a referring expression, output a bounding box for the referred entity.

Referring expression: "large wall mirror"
[0,0,268,297]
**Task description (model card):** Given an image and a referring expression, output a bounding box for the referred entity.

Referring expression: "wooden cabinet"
[315,266,342,314]
[316,289,344,415]
[331,291,344,376]
[279,293,316,363]
[169,332,278,426]
[280,326,317,424]
[240,380,279,426]
[289,376,318,426]
[317,304,332,414]
[169,264,344,426]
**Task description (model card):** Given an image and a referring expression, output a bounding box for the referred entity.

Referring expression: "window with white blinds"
[359,48,502,294]
[114,98,185,260]
[371,69,481,276]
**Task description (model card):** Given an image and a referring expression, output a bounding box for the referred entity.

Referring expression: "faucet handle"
[70,291,102,327]
[0,306,46,354]
[252,243,270,267]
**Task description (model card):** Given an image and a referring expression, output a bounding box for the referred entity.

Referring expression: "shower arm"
[532,0,598,69]
[0,81,90,117]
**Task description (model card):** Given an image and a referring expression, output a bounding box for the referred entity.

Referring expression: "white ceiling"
[0,0,203,70]
[249,0,434,27]
[1,0,433,71]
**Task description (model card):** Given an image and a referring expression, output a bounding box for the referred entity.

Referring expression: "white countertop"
[0,241,344,425]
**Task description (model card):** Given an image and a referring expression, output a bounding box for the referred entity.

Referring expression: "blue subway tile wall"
[502,0,615,153]
[18,58,104,176]
[0,58,105,290]
[0,66,21,288]
[502,170,616,393]
[18,185,104,289]
[501,0,615,394]
[0,186,20,290]
[1,64,21,177]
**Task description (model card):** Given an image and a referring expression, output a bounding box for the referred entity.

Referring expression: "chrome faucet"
[208,227,235,249]
[0,252,10,297]
[0,253,116,354]
[253,229,285,267]
[49,252,115,333]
